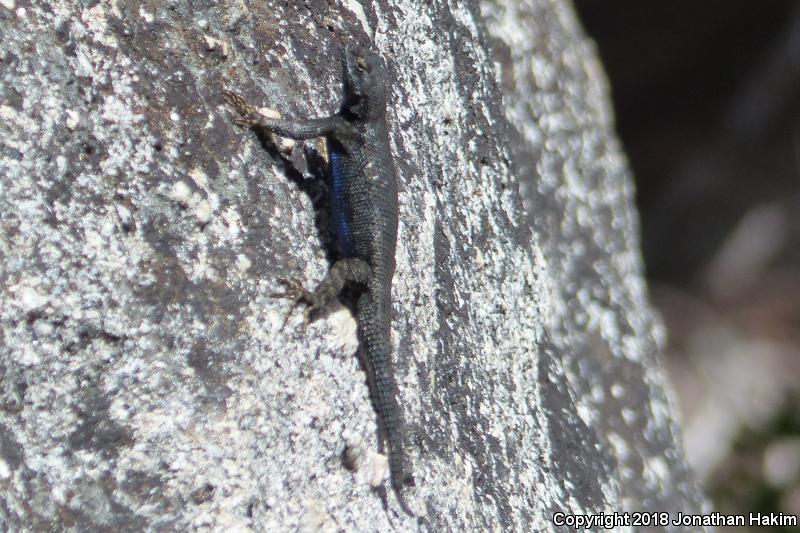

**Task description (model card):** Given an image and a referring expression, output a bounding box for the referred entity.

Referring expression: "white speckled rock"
[0,0,707,530]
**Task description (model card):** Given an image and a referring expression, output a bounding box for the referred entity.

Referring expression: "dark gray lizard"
[223,45,415,514]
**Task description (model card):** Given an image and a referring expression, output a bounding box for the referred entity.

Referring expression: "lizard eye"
[356,57,369,72]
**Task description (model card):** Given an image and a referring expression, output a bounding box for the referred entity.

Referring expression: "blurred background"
[574,1,800,530]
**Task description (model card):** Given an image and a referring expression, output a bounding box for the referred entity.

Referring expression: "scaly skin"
[224,45,414,515]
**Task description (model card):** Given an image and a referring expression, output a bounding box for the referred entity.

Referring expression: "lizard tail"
[356,291,414,493]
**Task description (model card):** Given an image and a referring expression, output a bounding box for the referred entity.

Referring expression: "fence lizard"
[224,45,415,515]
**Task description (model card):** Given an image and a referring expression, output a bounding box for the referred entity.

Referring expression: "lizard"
[223,44,416,516]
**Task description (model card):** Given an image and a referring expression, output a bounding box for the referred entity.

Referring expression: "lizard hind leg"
[272,258,372,329]
[222,90,263,128]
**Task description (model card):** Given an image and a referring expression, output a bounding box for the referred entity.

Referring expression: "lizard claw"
[233,116,257,128]
[272,278,315,329]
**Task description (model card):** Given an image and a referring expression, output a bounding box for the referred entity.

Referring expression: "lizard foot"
[271,278,315,329]
[222,90,261,128]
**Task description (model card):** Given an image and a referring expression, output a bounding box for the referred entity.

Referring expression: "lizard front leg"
[223,90,345,140]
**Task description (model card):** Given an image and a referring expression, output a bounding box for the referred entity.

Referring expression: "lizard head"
[342,44,387,119]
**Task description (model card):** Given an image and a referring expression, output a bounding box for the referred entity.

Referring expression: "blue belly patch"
[328,146,353,254]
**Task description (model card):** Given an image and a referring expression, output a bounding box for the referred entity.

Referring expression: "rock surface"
[0,0,706,530]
